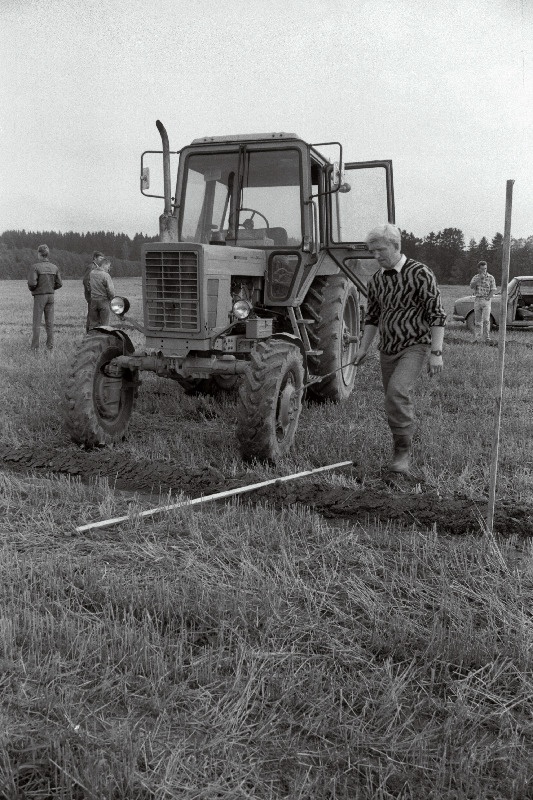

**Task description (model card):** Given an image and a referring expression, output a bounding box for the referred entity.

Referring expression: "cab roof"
[190,132,301,145]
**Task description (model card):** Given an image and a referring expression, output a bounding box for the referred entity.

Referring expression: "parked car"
[453,276,533,331]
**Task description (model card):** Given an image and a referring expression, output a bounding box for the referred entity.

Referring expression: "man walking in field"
[87,257,115,328]
[470,260,496,343]
[83,251,105,332]
[353,224,446,476]
[27,244,63,352]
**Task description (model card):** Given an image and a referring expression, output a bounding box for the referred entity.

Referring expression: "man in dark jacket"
[83,251,104,332]
[88,257,116,328]
[27,244,63,351]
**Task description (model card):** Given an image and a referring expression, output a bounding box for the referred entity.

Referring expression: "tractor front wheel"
[237,339,304,462]
[65,333,138,447]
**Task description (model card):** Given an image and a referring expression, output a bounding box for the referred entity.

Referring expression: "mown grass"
[0,279,532,798]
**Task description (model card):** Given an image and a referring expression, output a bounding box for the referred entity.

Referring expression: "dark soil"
[0,443,531,537]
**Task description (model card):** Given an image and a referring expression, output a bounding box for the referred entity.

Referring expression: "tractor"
[65,121,395,461]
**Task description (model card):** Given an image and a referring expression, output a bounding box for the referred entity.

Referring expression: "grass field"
[1,279,532,799]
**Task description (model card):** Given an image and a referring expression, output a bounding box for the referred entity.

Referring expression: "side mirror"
[332,162,350,192]
[141,167,150,191]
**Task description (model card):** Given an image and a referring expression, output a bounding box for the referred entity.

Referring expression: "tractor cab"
[141,128,395,303]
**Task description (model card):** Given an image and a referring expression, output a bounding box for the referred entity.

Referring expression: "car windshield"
[179,148,303,247]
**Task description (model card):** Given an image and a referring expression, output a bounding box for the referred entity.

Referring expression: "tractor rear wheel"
[237,339,304,462]
[65,333,138,447]
[302,274,360,401]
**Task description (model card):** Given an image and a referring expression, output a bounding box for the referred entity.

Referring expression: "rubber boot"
[389,434,412,475]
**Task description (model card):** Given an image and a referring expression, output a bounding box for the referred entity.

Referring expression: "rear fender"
[87,327,135,355]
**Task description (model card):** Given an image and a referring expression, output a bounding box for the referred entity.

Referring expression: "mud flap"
[88,327,135,354]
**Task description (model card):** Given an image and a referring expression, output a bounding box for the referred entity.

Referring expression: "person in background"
[27,244,63,352]
[469,260,496,343]
[88,257,115,328]
[353,224,446,476]
[83,251,105,332]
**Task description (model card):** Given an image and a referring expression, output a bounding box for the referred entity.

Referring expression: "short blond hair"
[366,224,401,248]
[37,244,49,257]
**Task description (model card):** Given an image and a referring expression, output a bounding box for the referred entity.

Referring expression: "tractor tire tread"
[237,339,304,461]
[64,333,137,448]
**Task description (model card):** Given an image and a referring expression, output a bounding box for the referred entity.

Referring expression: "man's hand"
[353,349,369,366]
[427,354,443,377]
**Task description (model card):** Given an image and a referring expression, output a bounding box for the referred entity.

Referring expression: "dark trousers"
[88,297,110,329]
[31,294,55,350]
[379,344,429,437]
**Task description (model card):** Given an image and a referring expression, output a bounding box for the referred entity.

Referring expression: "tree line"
[1,227,532,283]
[1,229,157,263]
[400,228,533,284]
[0,229,158,279]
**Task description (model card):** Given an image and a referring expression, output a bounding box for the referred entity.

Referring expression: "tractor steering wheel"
[238,208,270,230]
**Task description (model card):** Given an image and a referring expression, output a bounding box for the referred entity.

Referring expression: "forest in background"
[1,227,532,284]
[0,229,157,279]
[400,228,533,285]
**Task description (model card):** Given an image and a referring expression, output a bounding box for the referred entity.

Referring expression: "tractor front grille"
[144,250,199,332]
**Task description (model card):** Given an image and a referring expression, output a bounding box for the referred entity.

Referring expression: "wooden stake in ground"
[76,460,354,533]
[487,179,514,535]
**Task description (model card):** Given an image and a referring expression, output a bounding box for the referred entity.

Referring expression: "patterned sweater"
[365,258,447,355]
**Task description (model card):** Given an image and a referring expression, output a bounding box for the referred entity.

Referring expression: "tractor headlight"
[111,296,130,316]
[232,299,252,320]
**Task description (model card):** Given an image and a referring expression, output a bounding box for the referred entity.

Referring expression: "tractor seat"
[267,227,288,246]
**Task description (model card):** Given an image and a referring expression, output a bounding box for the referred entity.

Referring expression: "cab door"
[328,160,395,251]
[327,160,395,294]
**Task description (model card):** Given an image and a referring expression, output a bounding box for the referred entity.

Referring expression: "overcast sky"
[1,0,531,245]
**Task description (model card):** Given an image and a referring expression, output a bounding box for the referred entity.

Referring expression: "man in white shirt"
[470,261,496,343]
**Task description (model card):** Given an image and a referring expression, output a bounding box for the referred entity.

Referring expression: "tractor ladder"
[287,306,323,358]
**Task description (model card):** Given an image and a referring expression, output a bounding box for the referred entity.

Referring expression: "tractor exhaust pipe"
[156,120,171,214]
[156,120,179,242]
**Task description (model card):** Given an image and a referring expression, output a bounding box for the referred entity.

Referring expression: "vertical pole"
[487,180,514,535]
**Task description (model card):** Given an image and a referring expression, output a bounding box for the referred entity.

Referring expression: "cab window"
[180,149,303,247]
[330,164,392,243]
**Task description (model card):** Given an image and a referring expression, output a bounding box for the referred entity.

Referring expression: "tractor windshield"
[179,148,302,247]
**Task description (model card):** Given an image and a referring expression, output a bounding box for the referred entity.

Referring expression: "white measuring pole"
[76,460,354,533]
[487,180,514,535]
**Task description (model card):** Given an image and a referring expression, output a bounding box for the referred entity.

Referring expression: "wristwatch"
[430,350,443,356]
